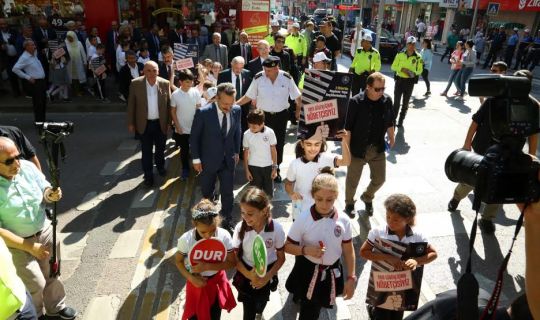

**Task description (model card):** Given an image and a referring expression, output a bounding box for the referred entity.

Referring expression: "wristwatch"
[271,164,278,169]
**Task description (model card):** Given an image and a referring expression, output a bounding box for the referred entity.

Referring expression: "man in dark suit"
[106,21,119,75]
[0,18,21,96]
[190,83,242,231]
[127,61,171,187]
[119,50,144,101]
[201,32,228,67]
[247,39,271,75]
[228,31,252,67]
[157,46,177,91]
[33,17,57,53]
[217,56,252,157]
[146,25,161,62]
[168,23,185,47]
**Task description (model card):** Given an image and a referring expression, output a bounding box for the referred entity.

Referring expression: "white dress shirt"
[245,70,301,113]
[128,64,139,79]
[216,104,230,134]
[146,80,160,120]
[12,51,45,80]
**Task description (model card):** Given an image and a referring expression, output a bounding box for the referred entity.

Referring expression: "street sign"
[188,238,227,267]
[252,235,267,277]
[487,2,500,15]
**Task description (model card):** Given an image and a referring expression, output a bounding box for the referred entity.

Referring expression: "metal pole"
[470,0,480,40]
[376,0,385,50]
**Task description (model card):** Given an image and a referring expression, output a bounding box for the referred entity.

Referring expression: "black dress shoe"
[158,168,166,177]
[363,200,373,216]
[448,198,460,212]
[143,177,154,187]
[344,204,356,218]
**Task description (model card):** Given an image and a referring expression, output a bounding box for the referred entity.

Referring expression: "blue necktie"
[221,112,228,137]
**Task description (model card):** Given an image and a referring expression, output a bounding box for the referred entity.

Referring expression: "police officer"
[344,72,395,218]
[285,22,308,71]
[264,21,281,46]
[236,56,302,182]
[505,27,519,67]
[349,33,381,96]
[391,36,423,127]
[513,28,533,70]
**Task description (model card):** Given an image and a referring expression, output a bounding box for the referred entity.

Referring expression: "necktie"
[215,45,220,61]
[235,74,241,100]
[167,65,171,78]
[241,44,245,60]
[43,28,47,38]
[221,111,228,136]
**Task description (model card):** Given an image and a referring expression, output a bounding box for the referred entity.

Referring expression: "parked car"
[313,8,327,25]
[344,28,401,61]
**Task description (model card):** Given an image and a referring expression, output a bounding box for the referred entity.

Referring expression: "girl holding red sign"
[285,169,357,319]
[175,199,237,320]
[232,187,286,320]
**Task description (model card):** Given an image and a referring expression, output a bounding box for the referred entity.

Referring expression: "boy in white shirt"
[243,109,278,197]
[171,69,201,180]
[137,48,150,64]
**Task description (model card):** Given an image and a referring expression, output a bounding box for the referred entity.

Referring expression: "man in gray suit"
[127,61,171,187]
[202,32,228,67]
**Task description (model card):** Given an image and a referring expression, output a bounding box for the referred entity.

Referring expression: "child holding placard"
[285,125,350,220]
[285,168,356,319]
[359,194,438,320]
[175,199,237,320]
[232,187,286,320]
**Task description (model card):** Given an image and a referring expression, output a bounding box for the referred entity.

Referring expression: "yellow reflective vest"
[350,48,382,75]
[264,34,275,46]
[391,50,423,78]
[0,237,25,319]
[285,33,308,57]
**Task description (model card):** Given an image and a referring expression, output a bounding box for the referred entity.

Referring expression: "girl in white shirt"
[232,187,286,320]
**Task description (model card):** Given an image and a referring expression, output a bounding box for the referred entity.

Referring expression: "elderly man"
[246,39,271,75]
[229,32,252,66]
[0,137,77,319]
[190,83,242,232]
[236,56,302,182]
[12,39,47,122]
[127,61,171,187]
[201,32,228,68]
[0,125,41,171]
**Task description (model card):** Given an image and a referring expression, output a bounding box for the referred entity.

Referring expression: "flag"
[173,43,199,65]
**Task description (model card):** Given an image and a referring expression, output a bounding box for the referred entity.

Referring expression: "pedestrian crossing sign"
[487,2,499,15]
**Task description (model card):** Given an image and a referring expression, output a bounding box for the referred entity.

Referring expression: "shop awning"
[487,21,526,30]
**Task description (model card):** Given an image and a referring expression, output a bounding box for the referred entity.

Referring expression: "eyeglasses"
[0,154,22,166]
[372,87,386,92]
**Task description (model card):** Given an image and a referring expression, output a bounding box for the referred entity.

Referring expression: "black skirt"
[285,255,344,308]
[232,259,278,303]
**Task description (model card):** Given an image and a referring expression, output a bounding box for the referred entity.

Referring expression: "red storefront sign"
[239,0,270,56]
[479,0,540,11]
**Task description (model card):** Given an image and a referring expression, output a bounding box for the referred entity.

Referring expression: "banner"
[173,43,199,66]
[188,238,227,267]
[53,47,66,59]
[176,58,195,70]
[366,241,428,311]
[240,0,270,48]
[298,70,352,141]
[253,235,267,277]
[439,0,459,8]
[478,0,540,11]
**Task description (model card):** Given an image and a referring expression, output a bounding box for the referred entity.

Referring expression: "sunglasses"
[372,87,385,92]
[0,154,22,166]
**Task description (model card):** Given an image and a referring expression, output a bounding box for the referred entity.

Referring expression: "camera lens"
[444,149,484,188]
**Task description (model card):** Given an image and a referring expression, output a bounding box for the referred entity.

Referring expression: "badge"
[342,75,351,85]
[334,225,342,237]
[263,136,269,142]
[265,238,273,248]
[412,59,417,64]
[415,244,425,255]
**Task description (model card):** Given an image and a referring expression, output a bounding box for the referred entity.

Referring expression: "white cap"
[313,52,331,63]
[514,27,519,31]
[207,87,218,99]
[271,21,280,27]
[292,22,300,29]
[406,36,417,44]
[362,34,373,42]
[525,28,530,33]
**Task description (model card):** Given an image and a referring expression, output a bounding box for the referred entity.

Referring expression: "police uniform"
[349,44,382,95]
[232,219,286,318]
[285,30,308,70]
[285,206,353,318]
[245,56,301,175]
[391,45,423,126]
[264,33,276,46]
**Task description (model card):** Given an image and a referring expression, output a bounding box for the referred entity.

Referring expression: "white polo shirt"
[287,207,352,266]
[171,87,201,134]
[245,70,301,113]
[286,152,336,214]
[177,227,234,277]
[243,126,277,167]
[232,219,286,267]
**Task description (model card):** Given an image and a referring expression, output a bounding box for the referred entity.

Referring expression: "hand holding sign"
[252,235,267,277]
[316,123,330,140]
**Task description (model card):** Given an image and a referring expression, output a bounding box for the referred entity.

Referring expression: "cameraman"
[0,125,41,171]
[0,137,76,319]
[447,71,538,234]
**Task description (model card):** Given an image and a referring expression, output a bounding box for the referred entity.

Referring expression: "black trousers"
[299,297,323,320]
[140,120,166,180]
[504,45,516,67]
[393,78,415,123]
[514,49,528,69]
[248,165,273,197]
[173,133,191,170]
[242,300,269,320]
[440,46,454,62]
[264,109,288,166]
[30,79,47,122]
[351,73,369,96]
[367,305,404,320]
[483,48,501,68]
[421,69,430,92]
[189,297,221,320]
[6,57,21,96]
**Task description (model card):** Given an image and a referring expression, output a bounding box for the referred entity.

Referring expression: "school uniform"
[177,227,236,320]
[285,152,337,219]
[366,225,428,320]
[243,126,277,197]
[232,219,286,319]
[286,206,352,319]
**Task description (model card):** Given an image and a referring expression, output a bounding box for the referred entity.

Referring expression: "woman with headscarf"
[64,30,88,95]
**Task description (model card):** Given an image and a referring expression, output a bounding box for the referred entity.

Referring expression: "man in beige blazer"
[127,61,171,187]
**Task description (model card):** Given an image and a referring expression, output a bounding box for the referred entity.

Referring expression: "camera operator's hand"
[44,187,62,202]
[462,143,472,151]
[30,242,50,260]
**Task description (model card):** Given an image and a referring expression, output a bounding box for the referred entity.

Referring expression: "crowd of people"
[1,10,540,320]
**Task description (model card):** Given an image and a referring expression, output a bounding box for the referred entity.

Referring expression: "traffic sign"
[188,238,227,267]
[252,235,267,277]
[487,2,500,15]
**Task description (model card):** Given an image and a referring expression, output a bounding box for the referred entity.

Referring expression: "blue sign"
[487,2,500,15]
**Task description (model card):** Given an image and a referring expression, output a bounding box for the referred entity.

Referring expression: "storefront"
[396,0,442,34]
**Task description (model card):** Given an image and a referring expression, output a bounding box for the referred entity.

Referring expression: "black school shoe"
[448,198,460,212]
[46,307,78,319]
[344,204,356,218]
[363,200,373,216]
[478,218,496,234]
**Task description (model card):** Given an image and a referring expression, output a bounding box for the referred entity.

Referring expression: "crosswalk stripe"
[137,292,156,320]
[155,290,172,320]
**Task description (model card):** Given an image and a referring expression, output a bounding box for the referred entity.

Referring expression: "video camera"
[445,75,540,205]
[35,121,74,134]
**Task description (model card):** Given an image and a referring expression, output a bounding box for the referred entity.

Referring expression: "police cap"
[263,56,280,68]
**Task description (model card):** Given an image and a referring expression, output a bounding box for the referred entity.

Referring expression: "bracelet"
[347,275,357,282]
[301,246,306,255]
